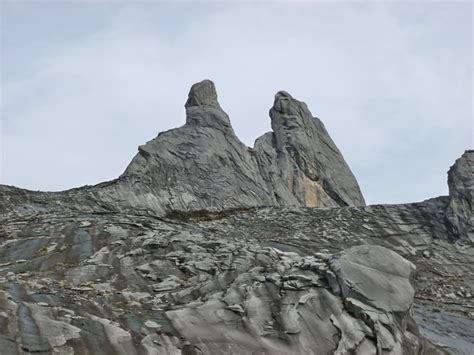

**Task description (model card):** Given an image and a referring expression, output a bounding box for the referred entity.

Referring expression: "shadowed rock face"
[0,80,472,354]
[446,150,473,244]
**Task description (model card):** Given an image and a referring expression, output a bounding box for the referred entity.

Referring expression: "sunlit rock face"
[0,80,472,354]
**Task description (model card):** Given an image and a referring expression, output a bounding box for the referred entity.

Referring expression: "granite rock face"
[446,150,473,244]
[0,203,439,355]
[329,245,416,313]
[0,80,472,354]
[1,189,472,354]
[110,80,365,214]
[256,91,365,207]
[118,80,274,215]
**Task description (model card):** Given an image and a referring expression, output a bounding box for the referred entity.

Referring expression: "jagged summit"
[264,88,366,207]
[271,90,301,113]
[184,80,232,129]
[185,79,221,109]
[115,80,365,214]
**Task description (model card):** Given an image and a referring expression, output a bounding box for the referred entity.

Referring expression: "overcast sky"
[1,1,472,205]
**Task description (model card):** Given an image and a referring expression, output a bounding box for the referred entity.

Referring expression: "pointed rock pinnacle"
[185,79,221,109]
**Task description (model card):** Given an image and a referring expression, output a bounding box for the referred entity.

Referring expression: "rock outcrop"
[110,79,365,214]
[256,91,365,207]
[446,150,473,244]
[0,80,472,354]
[1,187,472,354]
[0,205,435,355]
[118,80,276,214]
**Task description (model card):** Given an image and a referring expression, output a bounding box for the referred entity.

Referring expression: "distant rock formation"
[117,80,365,214]
[446,150,473,244]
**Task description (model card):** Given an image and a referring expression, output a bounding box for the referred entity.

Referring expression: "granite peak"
[0,81,472,355]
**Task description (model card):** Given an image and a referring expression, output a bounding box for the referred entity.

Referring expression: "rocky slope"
[0,81,472,354]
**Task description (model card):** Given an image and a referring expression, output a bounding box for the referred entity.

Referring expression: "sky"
[1,0,472,205]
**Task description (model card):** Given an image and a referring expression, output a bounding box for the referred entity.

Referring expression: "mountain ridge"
[0,80,472,355]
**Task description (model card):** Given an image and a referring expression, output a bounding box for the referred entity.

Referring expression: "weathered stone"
[0,81,472,354]
[68,79,366,215]
[329,245,416,313]
[256,90,365,207]
[446,150,473,244]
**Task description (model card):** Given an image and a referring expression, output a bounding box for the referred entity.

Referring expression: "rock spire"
[111,79,366,214]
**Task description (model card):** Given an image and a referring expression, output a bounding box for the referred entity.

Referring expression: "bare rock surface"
[0,80,365,218]
[0,193,472,354]
[0,206,431,354]
[0,80,472,354]
[329,245,416,312]
[255,91,365,207]
[117,80,272,215]
[29,79,364,216]
[446,150,473,244]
